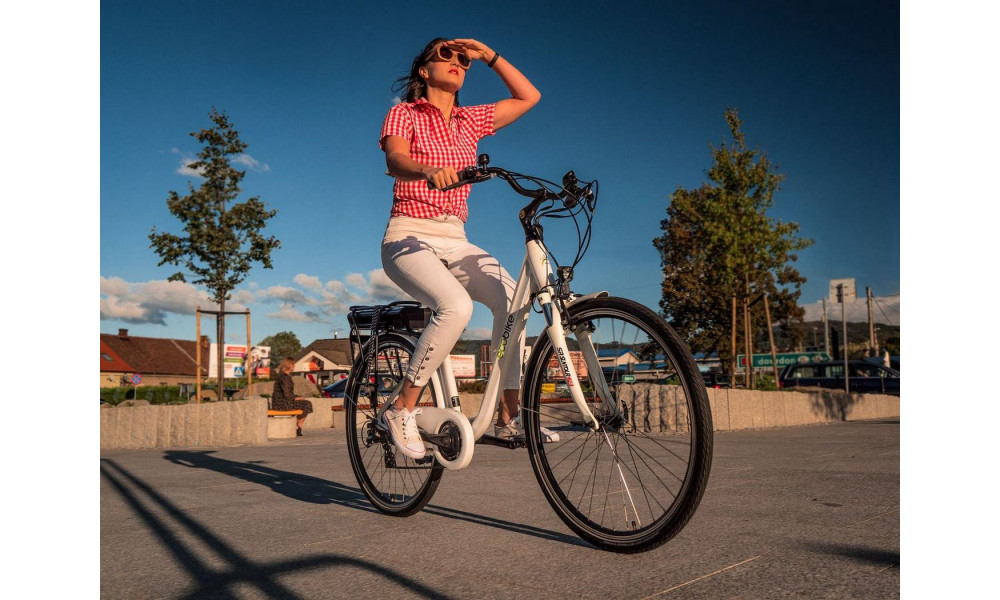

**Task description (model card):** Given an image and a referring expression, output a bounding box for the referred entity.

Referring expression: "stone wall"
[703,386,899,431]
[100,398,269,450]
[101,386,900,450]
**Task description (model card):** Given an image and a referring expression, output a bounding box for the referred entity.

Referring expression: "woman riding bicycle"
[378,37,545,458]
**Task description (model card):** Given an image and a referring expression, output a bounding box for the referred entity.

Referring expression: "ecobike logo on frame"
[496,314,515,360]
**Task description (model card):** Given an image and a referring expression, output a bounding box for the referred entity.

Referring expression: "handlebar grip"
[427,167,479,192]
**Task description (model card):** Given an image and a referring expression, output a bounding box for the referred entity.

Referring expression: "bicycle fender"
[566,291,609,306]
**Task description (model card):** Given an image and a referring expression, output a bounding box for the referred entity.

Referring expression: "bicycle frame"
[412,235,605,441]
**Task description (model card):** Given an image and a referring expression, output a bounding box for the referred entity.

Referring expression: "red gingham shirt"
[379,98,496,222]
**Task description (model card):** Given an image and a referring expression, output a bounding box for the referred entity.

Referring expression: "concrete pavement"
[100,419,900,599]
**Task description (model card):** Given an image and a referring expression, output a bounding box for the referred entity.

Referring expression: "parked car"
[322,378,348,398]
[779,360,900,396]
[702,373,732,389]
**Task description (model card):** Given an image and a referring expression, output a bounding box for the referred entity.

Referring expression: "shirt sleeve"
[379,103,414,149]
[466,103,496,140]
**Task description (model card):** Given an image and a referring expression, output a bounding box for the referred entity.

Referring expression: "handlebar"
[426,154,593,208]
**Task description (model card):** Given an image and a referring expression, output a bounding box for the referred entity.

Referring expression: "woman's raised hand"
[447,39,496,64]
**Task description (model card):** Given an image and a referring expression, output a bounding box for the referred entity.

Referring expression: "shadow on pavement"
[100,458,454,600]
[804,541,899,567]
[422,504,589,548]
[162,451,587,548]
[164,450,377,510]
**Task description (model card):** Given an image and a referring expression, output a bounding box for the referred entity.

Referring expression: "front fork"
[537,289,602,430]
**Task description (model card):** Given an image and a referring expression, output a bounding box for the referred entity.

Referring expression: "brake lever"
[561,170,582,207]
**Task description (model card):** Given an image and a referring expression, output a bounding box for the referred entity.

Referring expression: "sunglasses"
[432,45,471,70]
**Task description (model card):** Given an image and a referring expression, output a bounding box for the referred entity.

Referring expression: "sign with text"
[829,278,857,304]
[449,354,476,378]
[209,343,266,379]
[738,352,832,369]
[249,345,271,378]
[546,350,589,380]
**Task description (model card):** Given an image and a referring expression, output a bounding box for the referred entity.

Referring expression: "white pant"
[381,215,525,390]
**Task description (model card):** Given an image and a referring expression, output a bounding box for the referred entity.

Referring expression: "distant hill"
[788,320,899,354]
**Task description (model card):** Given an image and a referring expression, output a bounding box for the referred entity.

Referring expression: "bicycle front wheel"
[345,333,443,516]
[522,296,713,553]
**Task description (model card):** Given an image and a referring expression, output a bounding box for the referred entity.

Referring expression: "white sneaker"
[496,416,560,443]
[494,419,525,442]
[380,405,426,459]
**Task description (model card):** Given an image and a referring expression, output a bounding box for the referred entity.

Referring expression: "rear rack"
[347,301,430,361]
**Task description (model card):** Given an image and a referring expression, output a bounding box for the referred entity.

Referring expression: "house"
[100,329,209,388]
[291,338,354,387]
[100,338,134,388]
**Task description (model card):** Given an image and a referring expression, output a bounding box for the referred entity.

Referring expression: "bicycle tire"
[345,332,443,516]
[522,296,713,553]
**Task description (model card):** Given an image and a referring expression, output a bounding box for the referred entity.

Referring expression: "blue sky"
[100,0,900,345]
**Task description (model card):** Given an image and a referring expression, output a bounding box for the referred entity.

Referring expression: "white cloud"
[345,273,367,288]
[139,279,218,314]
[257,285,310,305]
[233,153,271,172]
[801,293,900,326]
[294,273,323,291]
[265,304,328,323]
[100,275,131,298]
[100,295,162,324]
[231,289,256,306]
[101,270,413,330]
[259,270,412,320]
[99,276,242,325]
[172,148,204,177]
[367,269,408,302]
[172,149,269,176]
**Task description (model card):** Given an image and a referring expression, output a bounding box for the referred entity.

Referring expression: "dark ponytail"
[391,37,460,105]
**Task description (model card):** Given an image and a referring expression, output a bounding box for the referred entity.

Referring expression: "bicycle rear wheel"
[345,333,442,516]
[522,296,713,553]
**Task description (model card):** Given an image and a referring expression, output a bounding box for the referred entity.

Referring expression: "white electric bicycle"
[344,156,713,553]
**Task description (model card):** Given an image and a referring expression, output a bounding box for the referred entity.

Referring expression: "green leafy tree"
[653,108,812,371]
[149,108,280,397]
[258,331,302,368]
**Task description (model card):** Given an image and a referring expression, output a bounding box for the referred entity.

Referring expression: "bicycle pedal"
[478,434,526,450]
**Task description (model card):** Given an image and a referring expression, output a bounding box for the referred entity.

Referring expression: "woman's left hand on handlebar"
[447,39,496,64]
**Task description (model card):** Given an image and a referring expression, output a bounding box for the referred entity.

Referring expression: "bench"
[267,409,303,439]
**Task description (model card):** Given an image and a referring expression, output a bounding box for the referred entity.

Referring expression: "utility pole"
[830,278,856,395]
[867,287,876,356]
[743,296,753,389]
[763,294,780,386]
[822,298,830,357]
[731,296,737,380]
[246,309,252,392]
[839,284,849,394]
[196,306,202,403]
